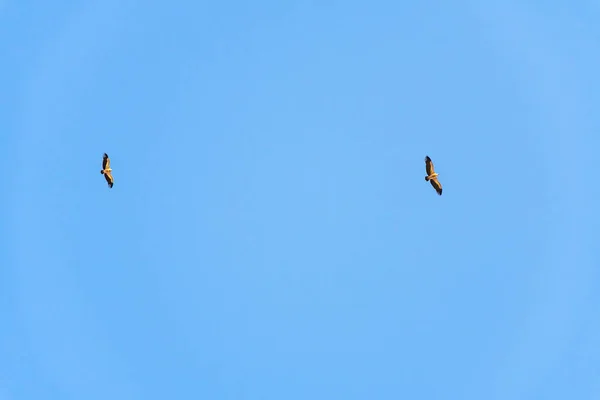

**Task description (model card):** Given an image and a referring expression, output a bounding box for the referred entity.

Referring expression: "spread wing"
[430,177,442,195]
[425,156,435,176]
[102,153,111,170]
[104,171,114,188]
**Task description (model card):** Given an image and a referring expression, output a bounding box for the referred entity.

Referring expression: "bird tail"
[425,176,430,181]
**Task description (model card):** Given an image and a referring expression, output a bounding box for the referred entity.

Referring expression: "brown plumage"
[100,153,114,188]
[424,156,442,195]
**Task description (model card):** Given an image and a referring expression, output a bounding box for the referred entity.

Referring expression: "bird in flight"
[424,156,442,195]
[100,153,114,188]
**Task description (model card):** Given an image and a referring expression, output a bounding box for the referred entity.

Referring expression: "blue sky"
[2,0,600,399]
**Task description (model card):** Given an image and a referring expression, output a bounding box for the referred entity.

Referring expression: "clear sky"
[2,1,600,399]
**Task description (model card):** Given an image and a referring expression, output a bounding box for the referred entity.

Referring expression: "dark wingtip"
[425,155,431,162]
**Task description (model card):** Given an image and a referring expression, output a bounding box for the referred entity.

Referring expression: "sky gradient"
[2,1,600,399]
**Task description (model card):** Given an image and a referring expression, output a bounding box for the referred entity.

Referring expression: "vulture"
[424,156,442,195]
[100,153,114,188]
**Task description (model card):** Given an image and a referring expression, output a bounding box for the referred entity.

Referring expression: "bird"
[424,156,442,195]
[100,153,114,188]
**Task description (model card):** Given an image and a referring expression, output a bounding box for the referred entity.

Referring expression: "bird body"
[424,156,442,195]
[101,153,114,188]
[424,172,438,181]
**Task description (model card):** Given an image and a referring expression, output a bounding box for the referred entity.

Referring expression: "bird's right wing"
[430,178,442,195]
[104,171,113,187]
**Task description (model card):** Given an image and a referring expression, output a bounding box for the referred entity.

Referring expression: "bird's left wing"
[102,153,111,170]
[425,156,435,176]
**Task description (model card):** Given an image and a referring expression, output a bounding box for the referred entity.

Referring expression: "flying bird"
[424,156,442,195]
[100,153,114,188]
